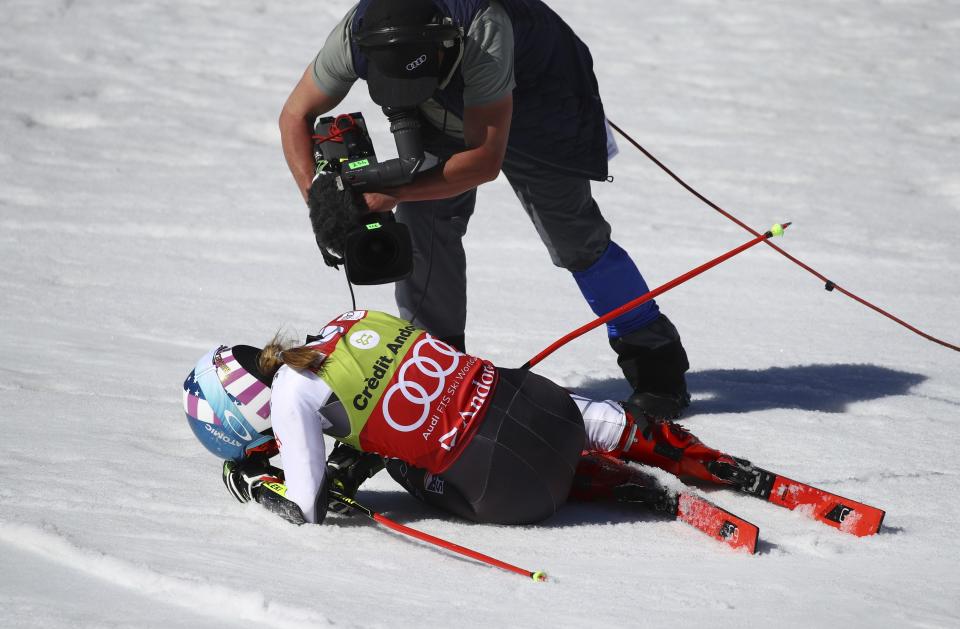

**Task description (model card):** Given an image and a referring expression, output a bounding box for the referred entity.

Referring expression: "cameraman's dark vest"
[350,0,609,181]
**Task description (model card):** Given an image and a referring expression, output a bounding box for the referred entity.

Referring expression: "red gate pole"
[522,223,789,370]
[330,491,548,581]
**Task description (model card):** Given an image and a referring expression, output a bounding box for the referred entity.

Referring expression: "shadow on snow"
[571,363,926,416]
[347,489,669,529]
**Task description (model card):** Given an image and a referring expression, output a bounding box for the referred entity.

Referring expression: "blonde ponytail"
[258,331,328,379]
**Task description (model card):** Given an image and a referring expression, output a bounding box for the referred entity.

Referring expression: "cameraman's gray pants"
[395,135,611,346]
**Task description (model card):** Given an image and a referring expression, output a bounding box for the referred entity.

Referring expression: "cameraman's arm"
[280,66,347,202]
[362,4,515,211]
[363,94,513,211]
[280,9,358,201]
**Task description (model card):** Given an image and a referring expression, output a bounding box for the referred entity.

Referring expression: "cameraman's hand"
[362,193,398,212]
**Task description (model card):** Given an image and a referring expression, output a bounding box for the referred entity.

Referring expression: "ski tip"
[841,507,886,537]
[725,521,759,555]
[765,473,886,537]
[677,493,761,554]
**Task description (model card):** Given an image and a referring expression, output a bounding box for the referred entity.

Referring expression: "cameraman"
[279,0,692,420]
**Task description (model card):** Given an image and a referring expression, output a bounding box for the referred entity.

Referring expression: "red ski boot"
[571,451,673,509]
[616,412,735,484]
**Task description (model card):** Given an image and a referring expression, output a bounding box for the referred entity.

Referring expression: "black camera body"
[312,113,376,178]
[341,211,413,285]
[312,110,424,285]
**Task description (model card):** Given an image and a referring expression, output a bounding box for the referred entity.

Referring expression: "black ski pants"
[387,368,586,524]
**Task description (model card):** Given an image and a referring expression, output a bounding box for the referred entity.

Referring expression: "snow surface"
[2,0,959,627]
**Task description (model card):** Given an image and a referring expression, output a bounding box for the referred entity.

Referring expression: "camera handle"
[344,107,425,190]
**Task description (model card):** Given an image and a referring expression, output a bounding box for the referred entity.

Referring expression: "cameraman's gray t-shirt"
[311,1,515,139]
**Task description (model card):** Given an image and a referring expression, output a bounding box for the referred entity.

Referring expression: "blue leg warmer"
[572,242,661,338]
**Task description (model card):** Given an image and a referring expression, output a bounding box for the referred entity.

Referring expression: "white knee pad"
[570,394,626,452]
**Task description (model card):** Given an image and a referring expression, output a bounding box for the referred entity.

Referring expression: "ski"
[675,492,758,553]
[573,453,759,553]
[710,458,885,537]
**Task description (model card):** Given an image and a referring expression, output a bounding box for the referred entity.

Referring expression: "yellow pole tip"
[531,571,547,582]
[770,223,785,237]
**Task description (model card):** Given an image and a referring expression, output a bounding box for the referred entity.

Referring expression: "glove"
[222,456,283,504]
[325,441,385,514]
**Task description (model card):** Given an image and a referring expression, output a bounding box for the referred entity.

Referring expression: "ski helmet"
[183,344,275,461]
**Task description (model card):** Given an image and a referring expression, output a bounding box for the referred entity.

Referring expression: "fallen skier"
[183,309,884,555]
[183,309,731,525]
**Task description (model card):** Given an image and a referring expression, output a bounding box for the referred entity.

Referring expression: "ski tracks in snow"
[0,520,335,629]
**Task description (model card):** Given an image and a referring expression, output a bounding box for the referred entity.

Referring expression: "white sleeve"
[570,394,627,453]
[270,366,335,524]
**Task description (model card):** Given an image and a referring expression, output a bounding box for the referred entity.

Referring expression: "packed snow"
[2,0,958,627]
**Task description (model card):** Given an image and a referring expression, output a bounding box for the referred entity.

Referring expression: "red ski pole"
[329,491,547,581]
[522,223,790,370]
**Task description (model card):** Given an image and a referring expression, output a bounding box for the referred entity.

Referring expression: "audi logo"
[406,54,428,72]
[382,337,460,432]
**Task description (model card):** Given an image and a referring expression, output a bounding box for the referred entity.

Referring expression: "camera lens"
[358,232,398,270]
[344,219,413,285]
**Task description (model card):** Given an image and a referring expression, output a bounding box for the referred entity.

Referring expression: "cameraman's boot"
[610,314,691,420]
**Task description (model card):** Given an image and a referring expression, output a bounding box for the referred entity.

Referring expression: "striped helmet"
[183,345,275,461]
